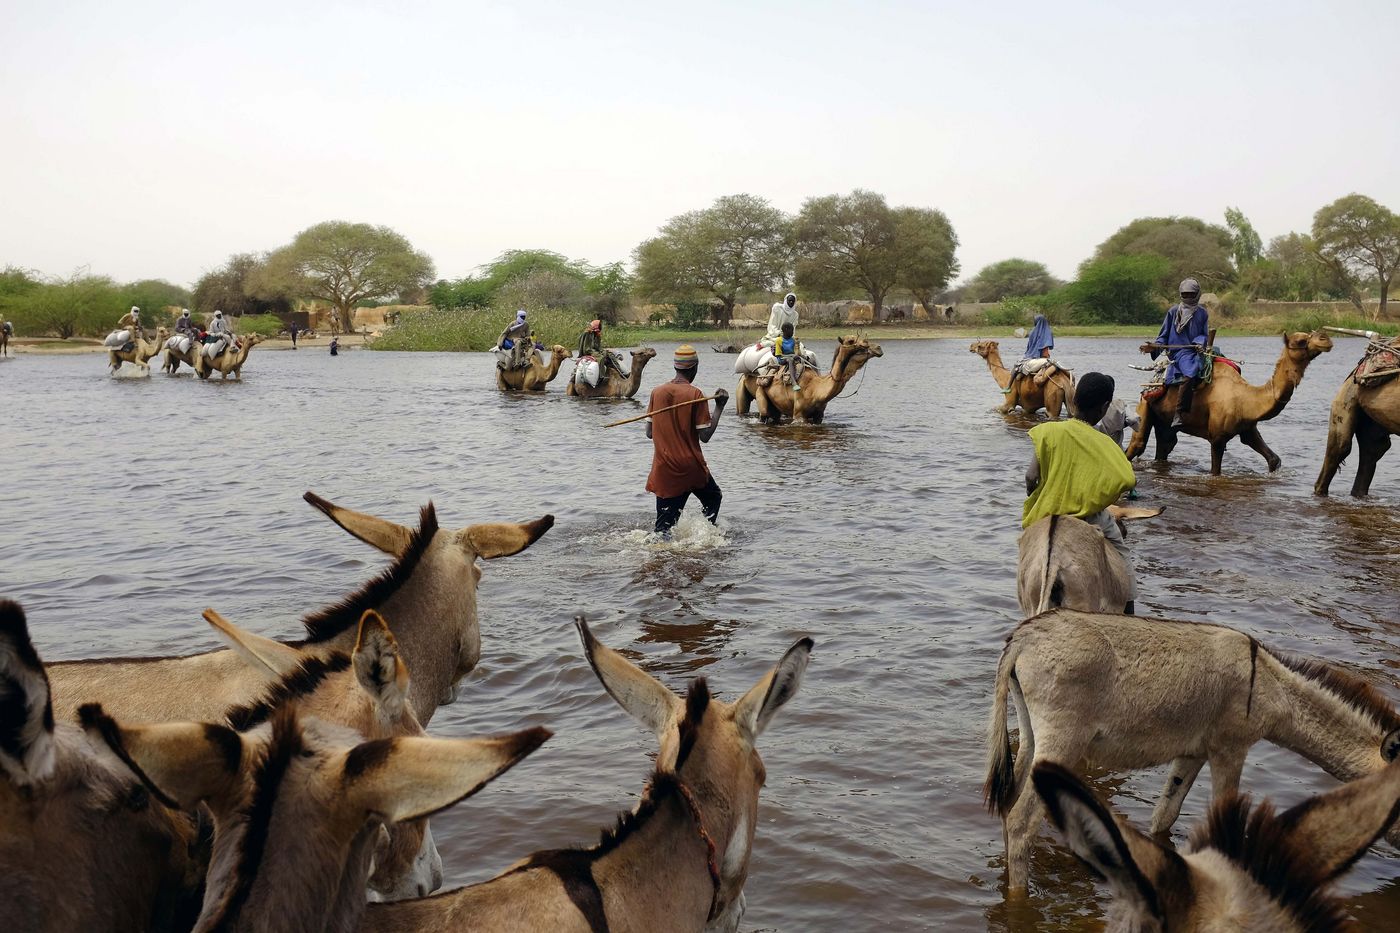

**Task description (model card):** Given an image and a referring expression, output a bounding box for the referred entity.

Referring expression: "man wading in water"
[645,345,728,535]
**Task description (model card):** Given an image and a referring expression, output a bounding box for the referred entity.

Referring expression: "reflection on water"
[1,337,1398,930]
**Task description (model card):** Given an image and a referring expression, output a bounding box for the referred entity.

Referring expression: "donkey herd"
[4,488,1400,931]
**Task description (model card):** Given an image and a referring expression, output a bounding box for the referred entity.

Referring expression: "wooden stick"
[603,395,720,428]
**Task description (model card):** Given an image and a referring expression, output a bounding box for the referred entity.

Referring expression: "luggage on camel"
[104,329,131,348]
[576,356,600,387]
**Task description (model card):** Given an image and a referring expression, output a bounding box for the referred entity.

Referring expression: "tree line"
[960,193,1400,323]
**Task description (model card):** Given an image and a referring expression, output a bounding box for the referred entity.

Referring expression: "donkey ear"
[0,600,56,786]
[342,728,550,823]
[575,616,681,735]
[1105,505,1165,522]
[204,608,304,679]
[733,637,813,743]
[460,515,554,559]
[1383,728,1400,764]
[304,491,413,556]
[80,705,244,811]
[353,610,410,722]
[1034,762,1182,917]
[1275,753,1400,880]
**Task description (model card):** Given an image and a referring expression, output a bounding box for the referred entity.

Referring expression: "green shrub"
[1281,308,1399,337]
[672,301,710,330]
[235,314,285,337]
[1061,255,1169,325]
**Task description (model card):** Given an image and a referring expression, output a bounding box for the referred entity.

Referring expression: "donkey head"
[1034,740,1400,933]
[209,607,443,900]
[81,695,549,933]
[301,491,553,712]
[576,617,811,931]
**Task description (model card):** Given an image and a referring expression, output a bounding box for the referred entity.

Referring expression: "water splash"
[111,362,151,379]
[608,511,731,555]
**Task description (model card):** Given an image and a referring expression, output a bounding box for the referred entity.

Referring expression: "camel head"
[154,326,169,344]
[1283,329,1333,362]
[548,345,571,364]
[969,339,998,359]
[632,347,657,365]
[245,333,266,348]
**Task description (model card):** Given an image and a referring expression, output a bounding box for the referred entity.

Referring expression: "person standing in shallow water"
[645,345,728,535]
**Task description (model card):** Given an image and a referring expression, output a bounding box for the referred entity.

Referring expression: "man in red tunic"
[645,345,729,534]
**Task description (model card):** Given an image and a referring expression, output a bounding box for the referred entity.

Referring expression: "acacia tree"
[1312,194,1400,319]
[633,194,790,325]
[963,258,1058,302]
[257,222,435,333]
[195,253,291,317]
[794,189,902,316]
[894,207,959,314]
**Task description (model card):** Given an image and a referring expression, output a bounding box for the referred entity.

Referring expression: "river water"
[2,336,1397,931]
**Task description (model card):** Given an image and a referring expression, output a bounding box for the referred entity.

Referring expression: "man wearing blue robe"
[1142,278,1209,427]
[1023,314,1054,361]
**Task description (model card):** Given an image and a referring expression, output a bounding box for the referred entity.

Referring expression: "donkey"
[207,607,444,901]
[1016,505,1163,616]
[81,699,550,933]
[986,609,1400,892]
[0,600,206,933]
[360,617,813,933]
[1034,750,1400,932]
[47,491,553,727]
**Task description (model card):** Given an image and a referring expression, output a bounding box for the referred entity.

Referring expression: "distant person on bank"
[645,345,728,535]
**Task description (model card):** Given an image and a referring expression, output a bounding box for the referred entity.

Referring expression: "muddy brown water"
[2,336,1398,931]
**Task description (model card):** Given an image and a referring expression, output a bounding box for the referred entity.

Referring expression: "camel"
[46,492,553,729]
[206,607,444,902]
[969,340,1074,418]
[0,600,206,933]
[361,617,812,933]
[736,335,884,424]
[1016,505,1164,616]
[496,344,571,391]
[1034,756,1400,932]
[162,334,204,374]
[83,697,548,933]
[985,609,1400,893]
[1125,331,1333,474]
[567,346,656,399]
[1315,364,1400,497]
[108,326,170,372]
[194,333,265,380]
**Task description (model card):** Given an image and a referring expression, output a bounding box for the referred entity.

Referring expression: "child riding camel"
[772,322,804,392]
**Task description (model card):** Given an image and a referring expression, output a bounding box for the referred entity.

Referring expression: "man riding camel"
[497,309,532,370]
[764,293,799,350]
[206,309,236,356]
[1009,313,1056,389]
[576,319,626,384]
[1143,278,1210,428]
[1024,372,1139,613]
[117,305,144,341]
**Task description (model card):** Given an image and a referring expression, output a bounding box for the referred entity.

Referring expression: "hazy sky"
[3,0,1397,289]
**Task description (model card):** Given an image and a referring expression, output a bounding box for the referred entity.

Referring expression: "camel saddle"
[1353,340,1400,387]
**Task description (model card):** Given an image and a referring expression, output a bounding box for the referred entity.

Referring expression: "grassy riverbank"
[367,307,1397,351]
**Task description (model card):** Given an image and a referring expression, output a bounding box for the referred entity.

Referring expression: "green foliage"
[1060,255,1169,325]
[194,253,291,317]
[633,193,791,322]
[1311,193,1400,318]
[964,258,1060,302]
[6,272,127,338]
[980,294,1059,327]
[794,189,900,307]
[894,206,959,311]
[671,301,711,330]
[1089,216,1235,294]
[430,277,494,310]
[234,314,285,337]
[430,249,631,322]
[121,279,192,330]
[1280,308,1398,337]
[1224,207,1263,271]
[256,222,436,318]
[370,307,648,352]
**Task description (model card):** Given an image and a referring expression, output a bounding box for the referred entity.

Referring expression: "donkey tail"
[1034,515,1062,616]
[984,637,1021,816]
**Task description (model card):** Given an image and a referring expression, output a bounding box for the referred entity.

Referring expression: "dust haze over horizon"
[3,0,1397,292]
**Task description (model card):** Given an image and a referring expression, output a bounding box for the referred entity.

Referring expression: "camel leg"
[734,379,751,415]
[1124,404,1153,460]
[1209,437,1228,475]
[1154,421,1178,462]
[1351,419,1392,497]
[1237,425,1281,473]
[1149,756,1205,834]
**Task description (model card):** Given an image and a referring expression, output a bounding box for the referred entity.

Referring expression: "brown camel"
[567,347,656,399]
[496,345,571,392]
[1315,364,1400,497]
[195,333,265,380]
[969,339,1074,418]
[162,335,203,374]
[736,335,883,424]
[1126,330,1333,474]
[107,326,169,372]
[1017,505,1163,616]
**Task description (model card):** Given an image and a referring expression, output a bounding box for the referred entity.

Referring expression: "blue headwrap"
[1023,314,1053,360]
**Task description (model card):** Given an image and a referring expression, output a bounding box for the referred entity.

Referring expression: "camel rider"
[1024,372,1139,613]
[174,309,197,342]
[772,322,804,392]
[577,319,625,382]
[1143,278,1209,428]
[1012,314,1055,385]
[763,293,799,349]
[117,306,143,341]
[497,310,532,370]
[207,309,235,356]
